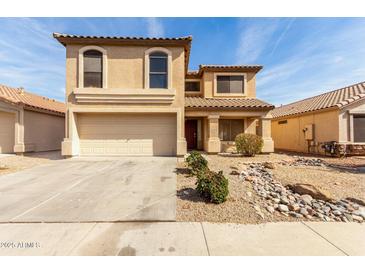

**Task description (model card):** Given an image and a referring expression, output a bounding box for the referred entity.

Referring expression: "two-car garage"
[77,113,177,156]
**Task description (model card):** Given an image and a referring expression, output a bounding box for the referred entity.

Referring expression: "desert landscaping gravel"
[0,151,62,175]
[176,153,365,224]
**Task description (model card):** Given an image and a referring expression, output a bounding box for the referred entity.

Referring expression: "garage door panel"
[77,113,177,156]
[80,140,154,156]
[0,111,15,154]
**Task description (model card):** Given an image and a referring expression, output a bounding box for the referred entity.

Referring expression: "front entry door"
[185,120,197,150]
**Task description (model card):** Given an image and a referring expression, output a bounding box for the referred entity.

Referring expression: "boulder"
[352,208,365,219]
[230,170,240,175]
[289,212,303,218]
[288,204,300,212]
[344,213,353,222]
[278,204,289,212]
[263,162,275,169]
[352,215,363,222]
[288,184,334,202]
[301,194,313,205]
[333,210,342,216]
[299,207,309,216]
[280,197,290,205]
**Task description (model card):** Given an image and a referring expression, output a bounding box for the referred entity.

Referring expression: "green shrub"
[235,133,263,156]
[186,151,208,175]
[196,170,229,204]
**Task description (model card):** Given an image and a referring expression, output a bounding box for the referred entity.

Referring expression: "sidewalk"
[0,222,363,255]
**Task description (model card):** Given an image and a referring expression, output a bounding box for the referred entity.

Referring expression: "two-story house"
[53,33,274,157]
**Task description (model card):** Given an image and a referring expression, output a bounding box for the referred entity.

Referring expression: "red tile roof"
[187,65,263,77]
[271,81,365,119]
[0,84,65,115]
[53,33,192,42]
[185,96,274,109]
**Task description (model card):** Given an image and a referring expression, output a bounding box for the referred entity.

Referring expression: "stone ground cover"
[176,152,365,224]
[0,151,62,175]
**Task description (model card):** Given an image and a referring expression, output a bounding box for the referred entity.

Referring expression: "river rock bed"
[278,156,326,167]
[239,163,365,223]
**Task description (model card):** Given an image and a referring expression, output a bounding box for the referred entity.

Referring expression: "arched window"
[149,51,168,88]
[83,50,103,88]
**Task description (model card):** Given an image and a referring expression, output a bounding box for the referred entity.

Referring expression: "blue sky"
[0,17,364,105]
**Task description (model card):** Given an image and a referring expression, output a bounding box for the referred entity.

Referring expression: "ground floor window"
[219,119,244,141]
[354,115,365,142]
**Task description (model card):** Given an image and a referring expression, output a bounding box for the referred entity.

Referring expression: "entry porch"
[184,110,274,154]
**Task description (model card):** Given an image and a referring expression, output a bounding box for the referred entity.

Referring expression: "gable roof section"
[199,65,263,73]
[271,81,365,119]
[185,97,274,110]
[187,65,263,77]
[53,32,192,72]
[0,84,65,115]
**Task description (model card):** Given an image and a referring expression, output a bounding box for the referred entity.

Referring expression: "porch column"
[259,112,274,153]
[61,110,80,157]
[207,114,221,153]
[13,108,25,154]
[176,108,187,156]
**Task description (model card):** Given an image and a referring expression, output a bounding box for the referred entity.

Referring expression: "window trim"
[213,72,247,97]
[78,45,107,88]
[351,113,365,143]
[185,79,201,93]
[144,47,172,89]
[219,118,245,142]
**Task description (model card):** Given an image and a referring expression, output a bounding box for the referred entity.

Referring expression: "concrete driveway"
[0,157,176,222]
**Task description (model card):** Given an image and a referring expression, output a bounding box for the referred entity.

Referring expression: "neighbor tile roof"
[185,97,274,109]
[0,84,65,115]
[271,81,365,119]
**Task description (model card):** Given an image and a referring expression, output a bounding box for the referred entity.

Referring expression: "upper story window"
[217,75,244,94]
[185,81,200,92]
[83,50,103,88]
[149,52,168,89]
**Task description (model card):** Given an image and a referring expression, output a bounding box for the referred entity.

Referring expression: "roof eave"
[53,32,192,47]
[194,66,263,77]
[185,106,274,110]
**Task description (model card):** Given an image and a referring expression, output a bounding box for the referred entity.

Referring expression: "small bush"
[186,151,208,175]
[196,170,229,204]
[235,133,263,156]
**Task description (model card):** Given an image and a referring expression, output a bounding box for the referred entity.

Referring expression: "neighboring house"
[0,84,65,154]
[53,33,274,157]
[271,81,365,155]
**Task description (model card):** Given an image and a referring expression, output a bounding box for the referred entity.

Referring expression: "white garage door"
[0,111,15,154]
[77,113,177,156]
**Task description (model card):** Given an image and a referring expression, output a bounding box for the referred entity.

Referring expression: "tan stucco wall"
[271,109,339,153]
[65,44,185,107]
[201,71,257,98]
[63,43,186,156]
[23,110,65,152]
